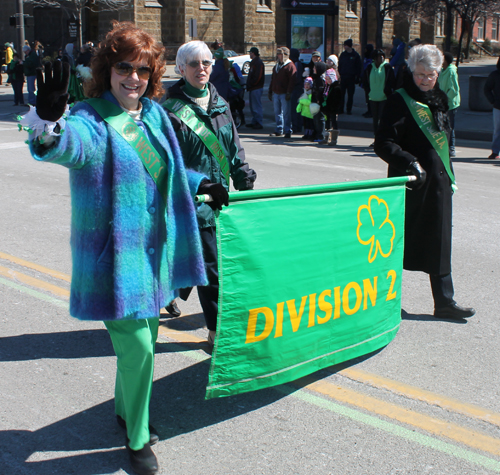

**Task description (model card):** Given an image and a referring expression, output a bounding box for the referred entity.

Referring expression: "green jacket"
[296,92,313,118]
[165,79,257,228]
[438,64,460,110]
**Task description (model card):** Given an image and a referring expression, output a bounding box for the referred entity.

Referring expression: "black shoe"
[127,442,159,475]
[245,123,255,128]
[117,415,160,446]
[252,123,263,129]
[284,133,291,138]
[434,303,475,320]
[362,111,372,118]
[269,132,282,137]
[165,300,181,317]
[346,111,352,115]
[338,110,344,115]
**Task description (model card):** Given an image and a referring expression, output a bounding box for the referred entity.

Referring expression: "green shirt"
[368,63,387,102]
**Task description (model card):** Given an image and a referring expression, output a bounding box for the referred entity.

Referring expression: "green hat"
[214,47,226,59]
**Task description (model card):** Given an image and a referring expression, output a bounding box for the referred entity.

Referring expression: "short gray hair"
[175,41,212,75]
[407,44,444,73]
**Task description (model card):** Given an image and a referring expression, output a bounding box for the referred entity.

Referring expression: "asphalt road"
[1,112,500,475]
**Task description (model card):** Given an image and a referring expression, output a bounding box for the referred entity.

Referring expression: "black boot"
[127,442,159,475]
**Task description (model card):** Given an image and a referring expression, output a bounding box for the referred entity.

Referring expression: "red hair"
[86,21,165,99]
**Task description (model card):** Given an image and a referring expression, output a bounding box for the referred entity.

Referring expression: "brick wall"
[245,0,276,59]
[135,0,162,42]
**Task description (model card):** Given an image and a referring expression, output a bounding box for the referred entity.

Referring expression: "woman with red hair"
[20,21,227,475]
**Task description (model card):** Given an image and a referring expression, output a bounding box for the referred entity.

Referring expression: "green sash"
[86,98,168,203]
[164,98,230,185]
[397,89,456,188]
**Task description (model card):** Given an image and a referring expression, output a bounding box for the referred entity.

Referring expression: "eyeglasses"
[113,62,152,80]
[413,72,438,81]
[187,60,212,69]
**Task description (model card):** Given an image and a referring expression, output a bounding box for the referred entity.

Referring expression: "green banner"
[206,177,408,399]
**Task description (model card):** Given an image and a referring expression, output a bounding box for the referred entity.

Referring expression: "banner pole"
[194,176,415,205]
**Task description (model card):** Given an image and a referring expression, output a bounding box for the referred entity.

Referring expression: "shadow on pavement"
[0,329,114,362]
[401,308,468,324]
[1,337,290,474]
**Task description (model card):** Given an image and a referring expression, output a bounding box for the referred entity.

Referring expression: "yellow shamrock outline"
[356,195,396,263]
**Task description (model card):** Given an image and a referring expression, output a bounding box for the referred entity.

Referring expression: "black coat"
[321,80,341,115]
[374,72,453,275]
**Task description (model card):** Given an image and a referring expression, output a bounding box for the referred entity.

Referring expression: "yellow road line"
[0,251,70,282]
[0,265,70,299]
[158,325,210,345]
[340,367,500,428]
[298,376,500,457]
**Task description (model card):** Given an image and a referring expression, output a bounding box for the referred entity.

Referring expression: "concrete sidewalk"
[0,56,497,143]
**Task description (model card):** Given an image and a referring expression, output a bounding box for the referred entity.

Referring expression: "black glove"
[285,93,291,101]
[197,181,229,211]
[406,161,427,190]
[268,91,273,101]
[36,61,70,122]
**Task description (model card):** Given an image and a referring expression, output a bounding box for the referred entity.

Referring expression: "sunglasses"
[113,62,152,80]
[187,60,212,69]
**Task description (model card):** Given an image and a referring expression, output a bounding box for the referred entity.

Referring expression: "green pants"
[105,317,159,450]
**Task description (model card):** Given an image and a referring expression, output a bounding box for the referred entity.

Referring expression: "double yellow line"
[2,251,500,468]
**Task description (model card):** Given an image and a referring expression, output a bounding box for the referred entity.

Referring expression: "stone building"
[0,0,458,63]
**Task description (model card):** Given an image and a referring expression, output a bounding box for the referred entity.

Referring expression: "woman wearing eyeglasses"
[20,22,224,475]
[374,44,474,321]
[163,41,256,346]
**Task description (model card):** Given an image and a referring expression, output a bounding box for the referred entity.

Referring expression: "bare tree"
[368,0,422,48]
[24,0,132,48]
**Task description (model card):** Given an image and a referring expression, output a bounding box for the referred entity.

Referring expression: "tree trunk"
[376,11,384,49]
[445,2,453,53]
[455,16,466,67]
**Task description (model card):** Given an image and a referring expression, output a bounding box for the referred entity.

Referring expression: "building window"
[200,0,219,11]
[477,16,485,41]
[346,0,358,17]
[257,0,272,12]
[436,9,445,37]
[492,16,499,41]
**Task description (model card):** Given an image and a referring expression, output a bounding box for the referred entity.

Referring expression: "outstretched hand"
[36,61,70,122]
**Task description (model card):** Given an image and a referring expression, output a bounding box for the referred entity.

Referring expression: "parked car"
[213,50,251,75]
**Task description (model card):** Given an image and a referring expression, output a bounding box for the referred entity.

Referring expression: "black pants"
[12,80,24,105]
[197,226,219,331]
[340,77,356,113]
[325,113,338,130]
[430,273,455,309]
[370,100,386,136]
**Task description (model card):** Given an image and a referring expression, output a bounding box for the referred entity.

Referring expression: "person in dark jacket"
[8,53,24,105]
[290,48,304,134]
[338,39,361,115]
[268,46,297,138]
[209,47,231,100]
[76,43,93,67]
[23,44,40,105]
[165,40,257,345]
[311,60,327,143]
[362,49,396,144]
[321,68,342,145]
[374,44,475,320]
[484,56,500,160]
[245,46,265,129]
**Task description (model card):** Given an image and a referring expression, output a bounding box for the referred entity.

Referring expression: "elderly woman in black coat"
[374,44,474,320]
